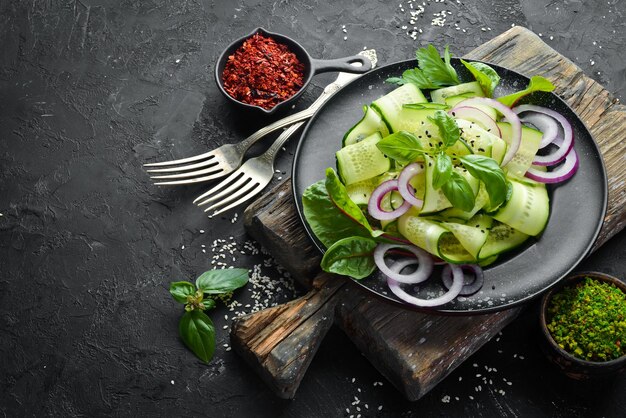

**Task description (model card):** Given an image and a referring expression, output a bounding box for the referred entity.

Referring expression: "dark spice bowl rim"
[539,271,626,367]
[214,27,372,115]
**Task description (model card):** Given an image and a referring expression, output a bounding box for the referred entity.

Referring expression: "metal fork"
[193,121,304,217]
[144,108,318,186]
[143,49,377,186]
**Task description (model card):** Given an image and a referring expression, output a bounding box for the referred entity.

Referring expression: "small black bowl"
[214,27,372,115]
[539,271,626,380]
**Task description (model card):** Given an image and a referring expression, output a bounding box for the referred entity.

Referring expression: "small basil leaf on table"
[169,281,196,304]
[461,59,501,97]
[201,299,216,310]
[179,310,216,364]
[460,155,507,209]
[433,153,453,189]
[321,236,378,280]
[376,131,423,164]
[441,171,475,212]
[196,268,249,294]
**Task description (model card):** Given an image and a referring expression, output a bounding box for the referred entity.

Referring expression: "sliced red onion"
[449,106,501,137]
[525,147,579,183]
[397,163,424,208]
[441,264,484,296]
[374,243,433,284]
[513,104,574,166]
[520,112,559,149]
[459,98,521,167]
[368,180,411,221]
[387,263,464,307]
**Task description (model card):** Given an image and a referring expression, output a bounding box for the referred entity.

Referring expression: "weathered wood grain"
[230,273,343,398]
[233,26,626,401]
[243,180,321,287]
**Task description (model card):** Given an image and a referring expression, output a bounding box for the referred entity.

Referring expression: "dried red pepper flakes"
[222,33,305,110]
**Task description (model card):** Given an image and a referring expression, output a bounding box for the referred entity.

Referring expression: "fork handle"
[262,121,306,163]
[235,82,341,155]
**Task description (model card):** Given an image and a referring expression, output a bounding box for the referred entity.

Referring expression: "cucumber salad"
[302,45,579,308]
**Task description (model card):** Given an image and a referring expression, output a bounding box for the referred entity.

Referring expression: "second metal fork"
[193,121,304,217]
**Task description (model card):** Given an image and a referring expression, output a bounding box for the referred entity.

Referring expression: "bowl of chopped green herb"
[539,271,626,380]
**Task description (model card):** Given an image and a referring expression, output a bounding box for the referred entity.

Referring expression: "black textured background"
[1,0,625,417]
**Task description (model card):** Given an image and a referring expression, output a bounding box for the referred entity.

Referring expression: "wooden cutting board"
[230,26,626,400]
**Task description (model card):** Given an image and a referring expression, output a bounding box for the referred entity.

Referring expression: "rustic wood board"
[231,26,626,401]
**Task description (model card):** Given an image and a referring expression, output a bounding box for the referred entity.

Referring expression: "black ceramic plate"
[292,59,608,314]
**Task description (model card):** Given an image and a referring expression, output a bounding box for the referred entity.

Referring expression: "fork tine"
[206,181,268,218]
[152,169,227,186]
[149,163,224,180]
[143,150,215,168]
[145,155,218,174]
[195,172,250,206]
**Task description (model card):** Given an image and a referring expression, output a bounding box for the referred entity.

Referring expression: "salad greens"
[387,45,459,89]
[497,75,555,107]
[169,268,249,363]
[303,44,557,281]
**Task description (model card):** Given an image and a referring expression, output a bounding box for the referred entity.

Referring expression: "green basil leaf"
[169,281,196,304]
[201,298,216,310]
[320,236,378,280]
[461,60,500,97]
[179,310,215,363]
[416,44,460,87]
[441,171,475,212]
[196,268,249,295]
[460,155,508,209]
[433,153,453,189]
[376,131,423,164]
[302,180,374,248]
[325,168,384,238]
[497,76,555,108]
[428,110,460,148]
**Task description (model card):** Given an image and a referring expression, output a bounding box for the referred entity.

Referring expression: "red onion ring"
[513,104,574,166]
[374,243,433,284]
[525,147,579,183]
[459,98,521,167]
[449,106,501,137]
[520,112,559,149]
[397,163,424,208]
[387,263,464,307]
[368,180,411,221]
[441,264,484,296]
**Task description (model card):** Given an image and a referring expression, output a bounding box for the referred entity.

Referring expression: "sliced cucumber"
[441,219,489,259]
[479,221,530,260]
[431,81,484,104]
[336,132,390,185]
[492,179,549,236]
[371,84,428,132]
[385,107,437,135]
[438,233,476,263]
[398,215,448,257]
[498,122,542,179]
[343,105,389,147]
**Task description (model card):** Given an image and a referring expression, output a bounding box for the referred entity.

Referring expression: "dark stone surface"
[0,0,624,417]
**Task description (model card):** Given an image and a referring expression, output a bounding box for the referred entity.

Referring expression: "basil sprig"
[169,269,249,363]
